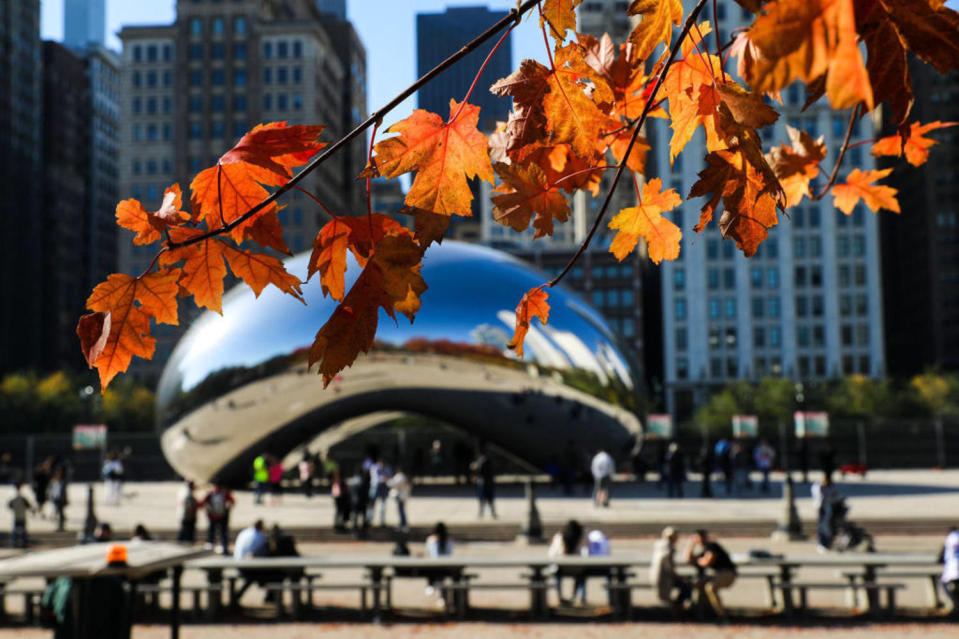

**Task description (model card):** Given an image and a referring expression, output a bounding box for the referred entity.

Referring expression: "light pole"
[772,384,805,540]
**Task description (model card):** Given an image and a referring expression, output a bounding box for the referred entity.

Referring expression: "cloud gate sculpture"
[156,241,645,484]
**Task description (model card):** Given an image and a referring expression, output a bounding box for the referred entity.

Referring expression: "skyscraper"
[880,61,959,374]
[0,0,44,374]
[64,0,105,50]
[650,0,886,417]
[118,0,365,384]
[316,0,347,20]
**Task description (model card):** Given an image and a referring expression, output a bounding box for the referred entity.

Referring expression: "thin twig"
[548,0,712,288]
[165,0,543,251]
[366,120,380,241]
[712,0,726,83]
[216,164,225,228]
[450,20,517,124]
[294,186,335,220]
[813,106,860,201]
[552,165,620,188]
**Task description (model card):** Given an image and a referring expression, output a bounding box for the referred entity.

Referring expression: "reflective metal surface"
[156,241,645,483]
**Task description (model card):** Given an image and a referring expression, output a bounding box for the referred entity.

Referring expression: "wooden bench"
[842,569,944,609]
[440,574,551,619]
[775,580,906,617]
[133,582,223,620]
[0,587,45,624]
[262,577,391,619]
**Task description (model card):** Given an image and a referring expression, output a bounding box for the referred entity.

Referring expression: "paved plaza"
[9,469,958,538]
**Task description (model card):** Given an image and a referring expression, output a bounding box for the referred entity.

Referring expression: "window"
[839,265,850,287]
[854,264,866,286]
[278,94,288,110]
[264,68,272,84]
[855,294,868,316]
[133,45,142,62]
[189,156,202,173]
[132,160,141,175]
[263,93,273,110]
[838,236,850,256]
[765,236,779,258]
[751,266,763,288]
[841,324,853,346]
[190,18,203,36]
[211,121,224,138]
[795,266,807,287]
[190,70,202,87]
[709,327,720,348]
[769,297,780,318]
[622,289,634,306]
[770,327,781,347]
[212,17,225,35]
[708,298,720,319]
[856,324,869,346]
[797,326,810,347]
[677,358,689,380]
[233,43,246,59]
[768,267,779,288]
[146,45,157,62]
[263,42,273,58]
[233,95,247,110]
[708,268,719,290]
[163,71,172,87]
[810,265,823,287]
[211,94,225,111]
[211,69,224,85]
[146,159,157,174]
[593,290,604,307]
[854,234,866,256]
[189,122,203,139]
[233,120,247,138]
[724,298,736,319]
[277,67,288,84]
[726,357,738,378]
[189,43,203,60]
[711,358,722,378]
[293,67,302,84]
[234,69,246,85]
[796,296,808,317]
[809,208,821,227]
[813,325,825,347]
[723,268,735,288]
[755,357,767,376]
[809,236,822,257]
[132,70,142,87]
[147,71,157,87]
[752,297,764,318]
[278,41,289,58]
[132,97,141,114]
[675,328,688,350]
[162,123,171,140]
[162,158,172,174]
[794,237,806,258]
[146,184,158,201]
[840,295,852,316]
[189,95,203,113]
[674,268,685,290]
[211,43,224,59]
[707,239,719,259]
[163,44,172,61]
[858,355,871,374]
[815,356,826,376]
[293,41,302,58]
[675,299,687,320]
[754,327,766,348]
[812,295,824,316]
[234,16,247,34]
[798,356,810,377]
[133,124,142,141]
[147,124,158,140]
[723,241,734,259]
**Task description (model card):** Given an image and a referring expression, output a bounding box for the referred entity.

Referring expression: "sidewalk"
[11,469,957,541]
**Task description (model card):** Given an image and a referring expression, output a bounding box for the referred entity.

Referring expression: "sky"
[39,0,548,131]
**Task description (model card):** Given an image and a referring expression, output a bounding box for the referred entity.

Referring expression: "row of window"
[189,68,246,87]
[131,122,172,142]
[132,158,172,176]
[132,70,172,89]
[132,96,172,115]
[189,94,247,113]
[131,43,172,63]
[263,40,303,59]
[263,66,303,85]
[188,42,247,60]
[187,120,249,140]
[188,16,248,38]
[263,92,303,111]
[674,354,872,381]
[592,288,635,309]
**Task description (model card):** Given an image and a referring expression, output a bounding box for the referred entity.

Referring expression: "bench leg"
[780,586,795,617]
[23,593,33,625]
[765,576,777,609]
[885,587,896,618]
[799,588,809,617]
[360,586,367,615]
[928,576,944,609]
[844,575,860,609]
[291,586,302,620]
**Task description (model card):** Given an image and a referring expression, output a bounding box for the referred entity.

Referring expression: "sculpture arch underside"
[156,242,645,485]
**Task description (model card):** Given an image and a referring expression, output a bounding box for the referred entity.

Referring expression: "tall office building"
[881,62,959,374]
[315,0,347,20]
[64,0,105,50]
[651,0,886,417]
[118,0,364,384]
[0,0,44,374]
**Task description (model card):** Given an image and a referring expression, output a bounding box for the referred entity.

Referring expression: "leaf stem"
[293,186,335,221]
[366,120,380,242]
[216,164,225,229]
[165,0,543,251]
[137,247,167,280]
[552,165,620,188]
[712,0,726,83]
[548,0,712,288]
[813,106,860,201]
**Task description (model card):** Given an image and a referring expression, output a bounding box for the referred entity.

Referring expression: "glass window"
[812,295,824,316]
[724,298,736,319]
[147,71,157,87]
[264,68,272,84]
[146,184,158,201]
[233,95,247,111]
[854,234,866,256]
[841,324,853,346]
[755,356,767,376]
[726,357,739,378]
[234,16,247,34]
[770,327,781,347]
[162,122,171,140]
[133,124,142,141]
[674,268,685,290]
[263,42,273,58]
[189,156,202,173]
[711,358,722,378]
[855,294,868,315]
[278,41,289,58]
[263,93,273,110]
[675,328,688,350]
[723,241,734,259]
[839,265,850,287]
[190,18,203,36]
[754,327,766,348]
[708,299,720,319]
[146,45,157,62]
[797,326,810,347]
[189,122,203,139]
[234,69,246,85]
[622,289,634,306]
[211,69,224,85]
[752,297,764,318]
[809,208,821,227]
[840,295,852,316]
[794,237,806,257]
[163,44,172,61]
[708,268,719,290]
[146,159,156,174]
[163,71,172,87]
[190,43,203,60]
[211,94,225,111]
[147,123,158,140]
[133,70,141,87]
[751,266,763,288]
[211,121,224,138]
[233,43,246,59]
[675,299,687,320]
[707,239,719,259]
[132,97,141,114]
[278,94,288,110]
[723,268,735,288]
[854,264,866,286]
[809,236,822,257]
[132,160,141,175]
[133,45,142,62]
[769,297,780,318]
[211,43,224,59]
[858,355,870,374]
[838,236,850,256]
[853,207,864,226]
[233,120,247,138]
[815,356,826,376]
[765,236,779,259]
[798,356,810,377]
[293,67,302,84]
[189,95,202,113]
[768,267,779,288]
[796,296,808,317]
[190,70,202,87]
[293,41,302,58]
[810,265,823,287]
[677,358,689,380]
[795,266,807,287]
[856,324,869,346]
[813,325,825,347]
[277,67,288,84]
[794,208,805,227]
[212,17,225,35]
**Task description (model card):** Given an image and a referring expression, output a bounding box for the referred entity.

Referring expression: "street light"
[772,383,805,540]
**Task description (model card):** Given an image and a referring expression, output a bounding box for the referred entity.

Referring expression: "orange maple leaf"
[369,100,494,217]
[545,45,610,161]
[870,121,957,167]
[309,232,427,385]
[627,0,683,63]
[491,162,571,238]
[608,178,683,264]
[307,214,404,300]
[116,184,189,246]
[83,269,181,389]
[490,60,552,154]
[832,168,900,215]
[220,244,305,301]
[765,125,827,207]
[508,287,550,359]
[541,0,583,41]
[160,228,229,313]
[743,0,873,111]
[77,311,110,370]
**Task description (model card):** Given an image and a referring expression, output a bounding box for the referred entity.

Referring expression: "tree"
[77,0,959,392]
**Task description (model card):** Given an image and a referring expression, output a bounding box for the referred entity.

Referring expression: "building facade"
[0,0,44,374]
[881,61,959,374]
[118,0,364,383]
[64,0,105,50]
[651,0,886,417]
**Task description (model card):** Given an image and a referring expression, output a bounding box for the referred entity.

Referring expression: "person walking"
[941,526,959,616]
[650,526,692,608]
[347,465,370,536]
[685,529,737,618]
[754,440,776,493]
[201,484,235,554]
[176,480,198,543]
[715,438,733,495]
[32,458,52,519]
[368,457,392,527]
[298,451,315,498]
[696,444,714,498]
[471,448,497,518]
[812,474,839,551]
[48,468,68,532]
[252,454,268,505]
[590,448,614,507]
[387,465,411,531]
[267,456,284,506]
[665,442,686,499]
[101,452,124,505]
[8,482,34,548]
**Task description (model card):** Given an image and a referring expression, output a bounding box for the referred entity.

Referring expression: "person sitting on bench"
[233,520,269,604]
[685,529,737,618]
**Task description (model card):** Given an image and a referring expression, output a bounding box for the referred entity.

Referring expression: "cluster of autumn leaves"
[79,0,958,392]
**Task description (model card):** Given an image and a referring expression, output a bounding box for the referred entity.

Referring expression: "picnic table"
[187,554,640,619]
[0,541,209,638]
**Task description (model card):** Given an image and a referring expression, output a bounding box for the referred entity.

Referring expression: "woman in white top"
[387,467,411,531]
[548,519,587,605]
[423,522,452,597]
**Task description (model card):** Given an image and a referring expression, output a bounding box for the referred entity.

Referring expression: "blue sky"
[40,1,546,131]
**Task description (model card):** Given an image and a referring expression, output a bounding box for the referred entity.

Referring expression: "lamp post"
[772,384,805,540]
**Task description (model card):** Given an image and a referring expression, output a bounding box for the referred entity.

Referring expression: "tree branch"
[548,0,711,288]
[813,105,860,201]
[166,0,541,251]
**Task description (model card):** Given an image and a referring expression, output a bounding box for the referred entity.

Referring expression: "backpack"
[208,492,227,518]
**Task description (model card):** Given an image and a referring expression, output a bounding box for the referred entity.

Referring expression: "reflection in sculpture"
[156,241,645,484]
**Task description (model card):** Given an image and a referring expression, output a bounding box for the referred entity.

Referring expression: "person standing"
[590,448,614,507]
[429,440,444,477]
[471,448,497,518]
[267,456,284,506]
[650,526,692,608]
[665,442,686,499]
[48,468,68,532]
[685,529,737,618]
[331,466,351,532]
[8,482,34,548]
[176,480,198,543]
[201,485,235,554]
[715,438,733,495]
[368,458,392,526]
[101,452,124,505]
[696,444,714,498]
[811,474,838,551]
[298,451,316,498]
[32,458,52,519]
[941,527,959,616]
[387,465,411,531]
[252,454,268,505]
[753,440,776,493]
[347,465,370,536]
